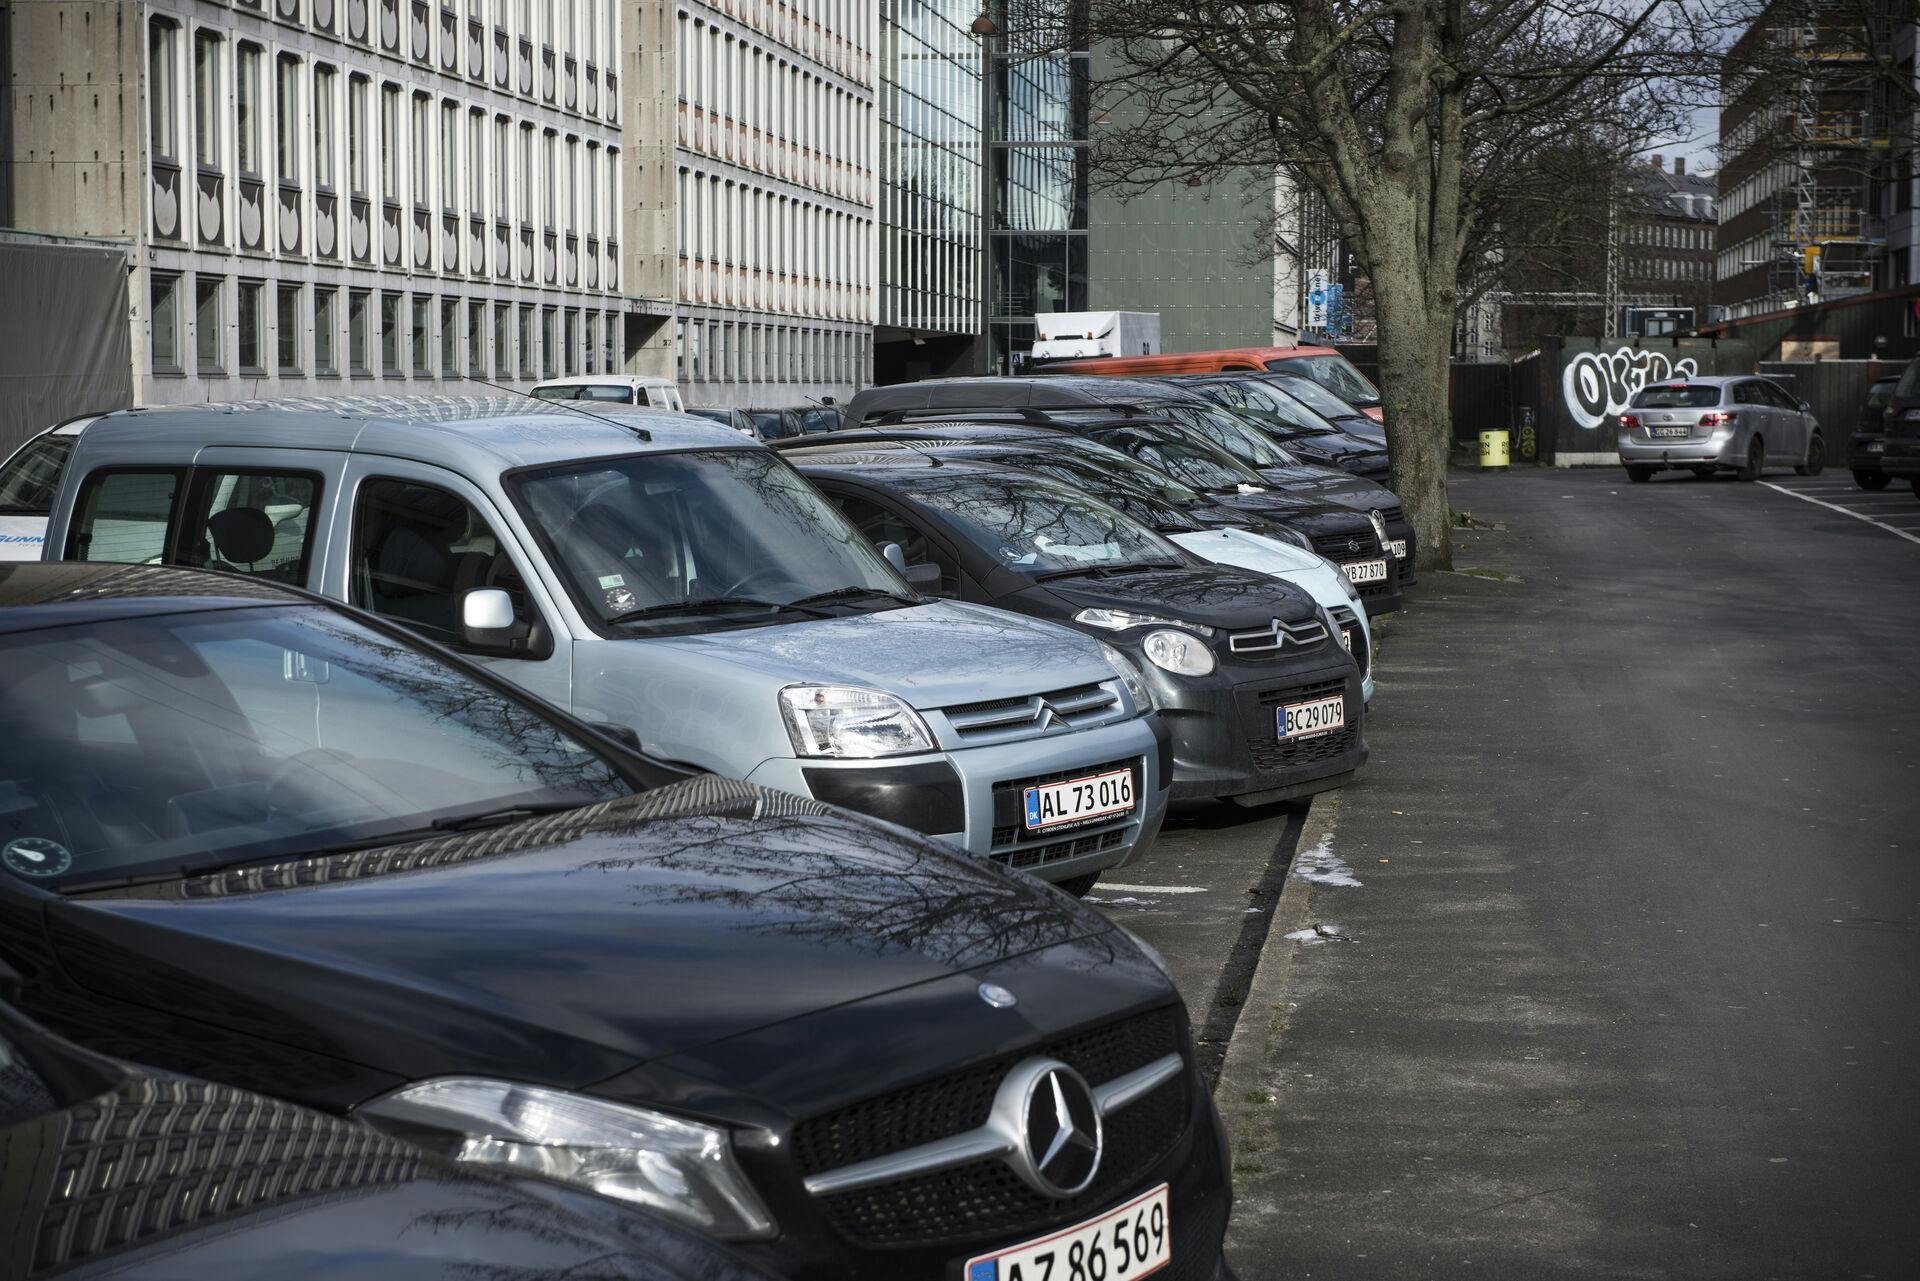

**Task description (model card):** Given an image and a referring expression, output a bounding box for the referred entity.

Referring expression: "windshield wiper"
[605,596,832,625]
[788,585,920,608]
[430,801,585,832]
[1034,560,1180,582]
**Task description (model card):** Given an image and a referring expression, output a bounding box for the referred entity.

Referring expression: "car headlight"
[778,685,934,757]
[1335,566,1362,604]
[1100,641,1156,713]
[1074,607,1213,637]
[356,1078,775,1239]
[1142,628,1216,676]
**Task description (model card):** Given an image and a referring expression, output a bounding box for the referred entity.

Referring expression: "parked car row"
[1859,354,1920,500]
[0,356,1399,1278]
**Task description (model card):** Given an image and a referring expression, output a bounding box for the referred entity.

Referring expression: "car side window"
[827,492,959,595]
[67,469,184,564]
[0,435,77,515]
[176,470,321,585]
[351,478,536,645]
[1732,383,1755,405]
[1763,383,1799,410]
[530,385,580,400]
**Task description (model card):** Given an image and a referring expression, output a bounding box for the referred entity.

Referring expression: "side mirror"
[903,563,943,592]
[881,542,908,573]
[459,588,541,657]
[1801,401,1812,413]
[586,720,643,751]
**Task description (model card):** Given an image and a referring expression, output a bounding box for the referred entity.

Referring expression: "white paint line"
[1759,481,1920,546]
[1098,882,1209,895]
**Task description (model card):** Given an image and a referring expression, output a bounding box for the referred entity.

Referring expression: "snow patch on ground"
[1290,832,1362,887]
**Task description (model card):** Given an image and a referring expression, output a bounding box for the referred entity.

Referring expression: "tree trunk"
[1370,256,1456,573]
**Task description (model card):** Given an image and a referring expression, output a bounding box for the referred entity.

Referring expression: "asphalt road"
[1120,464,1920,1279]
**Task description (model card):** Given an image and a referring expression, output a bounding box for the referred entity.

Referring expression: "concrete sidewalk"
[1215,467,1920,1279]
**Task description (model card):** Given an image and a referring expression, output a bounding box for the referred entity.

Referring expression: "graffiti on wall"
[1561,347,1699,429]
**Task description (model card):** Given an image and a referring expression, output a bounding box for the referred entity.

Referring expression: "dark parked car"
[1851,377,1898,489]
[0,968,781,1281]
[0,562,1232,1281]
[688,405,761,436]
[746,406,844,440]
[1878,357,1920,499]
[787,449,1368,807]
[1166,374,1392,480]
[1256,371,1385,442]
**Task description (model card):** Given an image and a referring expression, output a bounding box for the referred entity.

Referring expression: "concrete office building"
[2,0,645,407]
[664,0,878,407]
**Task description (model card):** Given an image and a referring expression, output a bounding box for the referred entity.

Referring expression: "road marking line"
[1760,480,1920,546]
[1099,882,1209,894]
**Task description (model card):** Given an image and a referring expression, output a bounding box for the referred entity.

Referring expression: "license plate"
[1387,539,1407,560]
[966,1184,1171,1281]
[1340,627,1353,651]
[1649,426,1688,439]
[1343,559,1389,584]
[1024,768,1135,831]
[1278,694,1345,740]
[1865,441,1885,453]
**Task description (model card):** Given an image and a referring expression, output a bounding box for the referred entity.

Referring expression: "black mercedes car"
[0,967,781,1281]
[0,562,1233,1281]
[786,451,1368,807]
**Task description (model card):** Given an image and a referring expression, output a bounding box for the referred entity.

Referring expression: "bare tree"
[1074,0,1706,567]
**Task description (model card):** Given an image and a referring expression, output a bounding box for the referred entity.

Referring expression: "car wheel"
[1855,471,1891,490]
[1625,465,1655,483]
[1738,438,1763,482]
[1795,434,1825,476]
[1689,466,1715,480]
[1054,872,1100,898]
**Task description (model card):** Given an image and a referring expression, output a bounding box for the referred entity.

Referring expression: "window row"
[879,221,979,333]
[677,13,874,205]
[184,0,620,123]
[674,316,869,387]
[677,167,873,320]
[685,0,872,87]
[149,271,624,384]
[1626,220,1713,250]
[1625,255,1710,282]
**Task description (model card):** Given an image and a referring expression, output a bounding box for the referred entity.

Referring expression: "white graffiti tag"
[1561,347,1699,429]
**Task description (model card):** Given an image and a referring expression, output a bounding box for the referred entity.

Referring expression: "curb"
[1213,788,1339,1183]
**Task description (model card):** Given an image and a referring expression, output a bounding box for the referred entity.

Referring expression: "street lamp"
[971,10,999,35]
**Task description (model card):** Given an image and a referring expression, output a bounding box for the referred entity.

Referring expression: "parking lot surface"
[1126,465,1919,1278]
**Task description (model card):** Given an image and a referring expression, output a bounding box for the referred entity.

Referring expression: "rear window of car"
[1866,380,1898,408]
[1631,384,1721,408]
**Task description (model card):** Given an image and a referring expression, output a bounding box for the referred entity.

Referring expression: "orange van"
[1039,345,1386,421]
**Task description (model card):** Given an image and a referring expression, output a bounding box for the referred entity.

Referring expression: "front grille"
[793,1007,1189,1248]
[942,682,1122,742]
[1310,531,1380,561]
[1329,605,1369,678]
[1227,615,1329,656]
[1246,678,1360,772]
[990,826,1126,869]
[990,756,1142,846]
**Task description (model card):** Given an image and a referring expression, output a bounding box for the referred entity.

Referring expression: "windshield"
[897,472,1182,577]
[1083,427,1267,493]
[1265,354,1382,407]
[1264,374,1362,419]
[1159,403,1304,467]
[999,455,1201,531]
[0,435,76,515]
[512,449,911,632]
[0,606,632,889]
[1631,384,1722,409]
[1866,380,1897,408]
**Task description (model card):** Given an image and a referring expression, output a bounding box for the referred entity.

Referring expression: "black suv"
[0,562,1233,1281]
[787,449,1368,807]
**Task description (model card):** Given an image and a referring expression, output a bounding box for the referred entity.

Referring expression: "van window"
[829,492,958,594]
[530,384,580,400]
[68,470,183,564]
[0,435,78,515]
[351,478,535,644]
[178,470,320,584]
[581,385,636,403]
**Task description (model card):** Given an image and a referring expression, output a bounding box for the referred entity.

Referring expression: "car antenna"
[451,373,652,441]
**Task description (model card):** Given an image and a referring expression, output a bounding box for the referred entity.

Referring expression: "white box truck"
[1031,311,1161,362]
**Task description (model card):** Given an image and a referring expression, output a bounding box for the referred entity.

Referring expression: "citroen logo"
[990,1058,1104,1198]
[978,982,1018,1009]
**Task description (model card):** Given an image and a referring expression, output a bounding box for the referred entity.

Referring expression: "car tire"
[1855,471,1891,490]
[1054,872,1100,898]
[1738,438,1763,482]
[1796,434,1825,476]
[1625,465,1656,483]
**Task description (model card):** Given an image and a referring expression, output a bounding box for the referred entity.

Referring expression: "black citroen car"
[0,562,1233,1281]
[786,451,1368,807]
[0,972,782,1281]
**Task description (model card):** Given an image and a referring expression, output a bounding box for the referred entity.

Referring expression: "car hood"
[1019,563,1318,630]
[48,780,1111,1093]
[1255,463,1395,506]
[638,599,1115,710]
[1168,527,1326,577]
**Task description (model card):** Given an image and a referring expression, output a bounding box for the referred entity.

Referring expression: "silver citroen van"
[40,397,1168,891]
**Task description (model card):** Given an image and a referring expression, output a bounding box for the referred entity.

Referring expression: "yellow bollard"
[1479,429,1510,471]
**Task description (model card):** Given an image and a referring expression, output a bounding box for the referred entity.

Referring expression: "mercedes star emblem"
[1016,1063,1102,1197]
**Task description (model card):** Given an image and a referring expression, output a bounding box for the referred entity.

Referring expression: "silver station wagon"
[39,396,1169,892]
[1617,375,1825,482]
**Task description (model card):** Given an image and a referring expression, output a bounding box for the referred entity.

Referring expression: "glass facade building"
[878,0,983,338]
